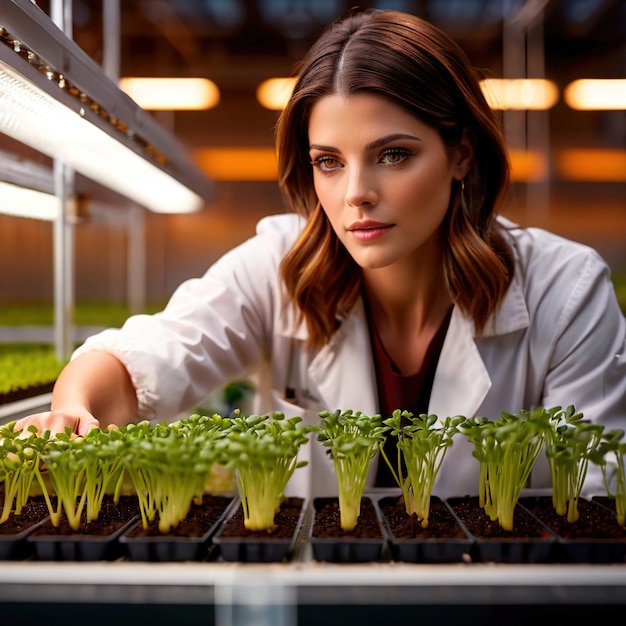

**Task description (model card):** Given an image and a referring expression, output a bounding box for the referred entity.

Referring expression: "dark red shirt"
[366,303,453,486]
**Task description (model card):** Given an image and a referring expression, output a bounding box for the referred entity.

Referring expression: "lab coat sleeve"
[71,214,302,422]
[540,249,626,433]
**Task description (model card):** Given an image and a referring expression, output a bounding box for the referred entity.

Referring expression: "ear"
[451,127,474,181]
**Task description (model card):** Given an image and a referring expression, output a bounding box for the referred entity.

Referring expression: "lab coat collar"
[431,269,530,418]
[481,260,530,337]
[292,263,530,420]
[428,307,491,419]
[308,299,379,415]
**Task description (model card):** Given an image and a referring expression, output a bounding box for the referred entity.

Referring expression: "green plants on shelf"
[0,344,65,396]
[0,301,165,400]
[317,409,389,531]
[380,410,465,528]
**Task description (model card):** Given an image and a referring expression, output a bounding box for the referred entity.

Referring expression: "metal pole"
[51,0,74,361]
[502,5,527,153]
[526,7,551,222]
[127,205,147,314]
[102,0,121,83]
[503,0,550,221]
[103,0,147,314]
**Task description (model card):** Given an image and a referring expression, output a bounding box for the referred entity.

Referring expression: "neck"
[362,262,451,333]
[362,263,453,376]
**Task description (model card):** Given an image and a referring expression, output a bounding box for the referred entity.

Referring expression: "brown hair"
[277,9,513,348]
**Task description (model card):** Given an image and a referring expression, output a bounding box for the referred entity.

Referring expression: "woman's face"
[308,93,471,271]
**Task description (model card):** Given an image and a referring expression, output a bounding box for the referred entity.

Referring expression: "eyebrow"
[309,133,421,153]
[367,133,421,150]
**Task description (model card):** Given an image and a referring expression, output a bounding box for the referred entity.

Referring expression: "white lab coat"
[74,213,626,500]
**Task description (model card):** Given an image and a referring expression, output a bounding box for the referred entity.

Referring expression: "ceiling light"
[256,76,561,113]
[0,0,213,213]
[556,148,626,181]
[0,149,59,220]
[257,77,296,110]
[564,79,626,110]
[508,149,547,182]
[119,77,220,111]
[480,78,559,110]
[0,181,58,220]
[192,147,278,181]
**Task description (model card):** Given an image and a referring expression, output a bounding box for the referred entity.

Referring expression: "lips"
[348,221,393,242]
[348,220,391,231]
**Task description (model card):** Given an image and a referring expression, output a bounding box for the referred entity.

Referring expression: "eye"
[310,156,342,173]
[379,147,412,166]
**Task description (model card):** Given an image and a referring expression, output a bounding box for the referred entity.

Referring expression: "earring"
[460,178,470,219]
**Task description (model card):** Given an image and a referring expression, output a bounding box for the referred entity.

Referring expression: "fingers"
[13,411,65,436]
[13,411,101,438]
[75,414,101,437]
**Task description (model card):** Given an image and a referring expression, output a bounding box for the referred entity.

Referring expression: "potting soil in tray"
[119,493,235,562]
[310,496,388,563]
[447,496,556,563]
[377,494,473,563]
[27,495,140,561]
[0,497,51,560]
[212,496,305,563]
[519,495,626,563]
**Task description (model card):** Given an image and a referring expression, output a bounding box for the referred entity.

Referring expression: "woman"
[15,9,626,498]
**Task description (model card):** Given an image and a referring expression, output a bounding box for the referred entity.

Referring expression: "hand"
[13,410,100,438]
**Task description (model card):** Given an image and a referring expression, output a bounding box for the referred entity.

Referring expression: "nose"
[344,166,378,208]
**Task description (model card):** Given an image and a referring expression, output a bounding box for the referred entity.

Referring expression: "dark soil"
[0,496,50,534]
[125,494,233,538]
[379,496,468,539]
[520,496,626,539]
[448,496,550,538]
[30,495,139,537]
[312,497,383,538]
[219,496,304,538]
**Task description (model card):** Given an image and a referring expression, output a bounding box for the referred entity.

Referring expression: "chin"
[354,256,396,271]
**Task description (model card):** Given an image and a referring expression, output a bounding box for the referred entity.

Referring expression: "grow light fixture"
[0,149,58,220]
[0,180,58,220]
[0,0,213,214]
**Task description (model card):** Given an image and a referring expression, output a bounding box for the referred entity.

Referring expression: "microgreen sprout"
[317,409,388,531]
[589,428,626,527]
[380,410,465,528]
[119,416,224,533]
[217,411,315,532]
[34,425,124,530]
[459,408,549,531]
[0,421,46,523]
[543,405,605,523]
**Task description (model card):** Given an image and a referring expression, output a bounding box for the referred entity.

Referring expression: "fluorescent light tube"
[0,180,58,220]
[0,0,213,213]
[0,61,202,213]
